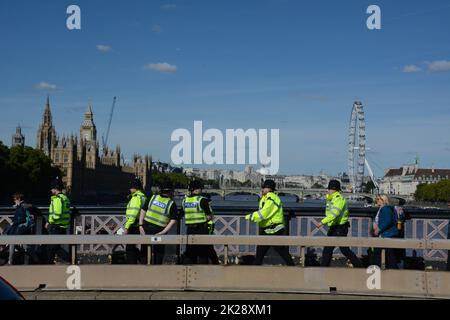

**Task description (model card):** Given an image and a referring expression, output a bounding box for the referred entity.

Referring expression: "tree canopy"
[0,142,61,203]
[415,180,450,203]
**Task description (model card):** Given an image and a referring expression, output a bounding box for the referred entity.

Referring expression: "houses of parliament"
[35,96,152,200]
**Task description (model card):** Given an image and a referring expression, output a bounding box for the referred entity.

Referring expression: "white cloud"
[427,60,450,73]
[402,65,421,73]
[152,24,162,33]
[161,4,177,10]
[144,62,177,73]
[34,81,58,90]
[96,44,112,53]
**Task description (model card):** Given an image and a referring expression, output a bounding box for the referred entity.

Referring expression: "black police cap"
[188,180,203,191]
[327,180,341,191]
[130,178,143,190]
[50,178,64,190]
[262,179,276,190]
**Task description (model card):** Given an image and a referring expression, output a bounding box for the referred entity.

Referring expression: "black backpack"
[110,245,127,264]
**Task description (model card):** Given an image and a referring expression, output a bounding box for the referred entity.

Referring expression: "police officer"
[318,180,362,267]
[124,177,147,264]
[246,179,294,266]
[139,181,178,264]
[182,180,215,264]
[46,178,71,264]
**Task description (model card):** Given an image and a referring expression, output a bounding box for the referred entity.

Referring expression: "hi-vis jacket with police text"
[125,190,147,229]
[144,194,174,227]
[182,195,209,225]
[247,192,285,233]
[321,191,349,227]
[49,193,71,228]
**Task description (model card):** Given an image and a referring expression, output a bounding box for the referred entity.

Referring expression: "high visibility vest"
[144,194,174,227]
[182,195,208,225]
[254,192,285,233]
[248,192,285,233]
[125,190,147,229]
[321,191,349,227]
[49,193,71,228]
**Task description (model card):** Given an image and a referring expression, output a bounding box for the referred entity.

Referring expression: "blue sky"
[1,0,450,176]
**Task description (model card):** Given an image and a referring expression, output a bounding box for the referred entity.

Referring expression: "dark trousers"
[207,245,220,264]
[141,223,165,265]
[47,224,70,264]
[5,224,38,264]
[183,223,210,264]
[125,226,140,264]
[374,247,398,269]
[321,223,362,267]
[254,228,294,266]
[374,234,401,269]
[395,231,406,266]
[448,227,450,271]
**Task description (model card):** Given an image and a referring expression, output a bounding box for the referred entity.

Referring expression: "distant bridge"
[171,188,398,203]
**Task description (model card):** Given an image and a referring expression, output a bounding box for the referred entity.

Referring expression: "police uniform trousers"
[183,222,209,264]
[141,222,166,265]
[321,222,362,267]
[254,226,294,266]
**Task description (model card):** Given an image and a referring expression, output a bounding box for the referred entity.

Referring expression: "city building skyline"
[1,1,450,176]
[34,96,152,200]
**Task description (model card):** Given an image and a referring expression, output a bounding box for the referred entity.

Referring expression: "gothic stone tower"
[133,154,153,193]
[12,125,25,147]
[36,96,57,156]
[79,103,99,169]
[52,135,78,193]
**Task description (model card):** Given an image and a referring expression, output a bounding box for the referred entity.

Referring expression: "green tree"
[0,142,61,203]
[152,172,190,189]
[0,141,10,198]
[415,180,450,202]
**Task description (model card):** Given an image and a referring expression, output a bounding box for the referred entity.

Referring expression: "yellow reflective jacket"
[249,192,285,232]
[49,193,71,228]
[125,190,147,229]
[144,194,174,227]
[321,191,349,227]
[182,195,208,225]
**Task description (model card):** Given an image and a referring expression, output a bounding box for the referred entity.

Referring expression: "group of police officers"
[45,176,361,267]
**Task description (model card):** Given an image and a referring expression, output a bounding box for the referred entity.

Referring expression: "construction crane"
[365,158,379,192]
[102,96,117,151]
[353,146,380,192]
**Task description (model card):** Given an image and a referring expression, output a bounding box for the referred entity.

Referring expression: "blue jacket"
[377,205,399,238]
[12,202,27,226]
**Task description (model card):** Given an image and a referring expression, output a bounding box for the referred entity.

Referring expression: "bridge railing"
[1,205,449,263]
[1,234,449,270]
[2,235,450,298]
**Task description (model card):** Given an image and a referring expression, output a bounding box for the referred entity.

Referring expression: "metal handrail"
[0,235,184,245]
[1,234,449,250]
[1,205,450,219]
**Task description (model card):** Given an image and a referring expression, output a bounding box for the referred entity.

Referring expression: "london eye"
[348,101,366,192]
